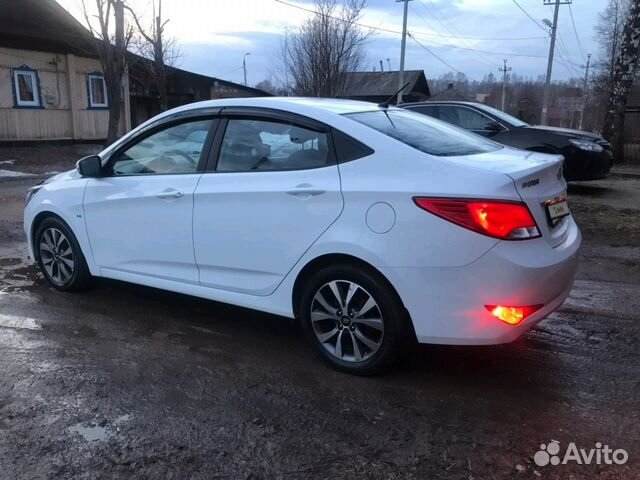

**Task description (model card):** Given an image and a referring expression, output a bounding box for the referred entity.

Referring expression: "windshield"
[479,104,529,127]
[345,109,501,157]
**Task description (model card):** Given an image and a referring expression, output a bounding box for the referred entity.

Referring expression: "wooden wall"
[0,47,128,141]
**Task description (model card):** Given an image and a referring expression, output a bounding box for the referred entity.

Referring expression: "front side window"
[12,67,41,108]
[108,119,213,175]
[87,73,108,108]
[346,109,500,157]
[217,119,330,172]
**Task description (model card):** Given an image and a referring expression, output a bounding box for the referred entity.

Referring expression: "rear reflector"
[413,197,540,240]
[485,305,543,325]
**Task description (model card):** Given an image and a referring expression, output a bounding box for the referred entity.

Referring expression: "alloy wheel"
[39,227,74,286]
[310,280,384,363]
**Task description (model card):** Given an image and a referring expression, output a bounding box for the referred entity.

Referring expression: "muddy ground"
[0,150,639,479]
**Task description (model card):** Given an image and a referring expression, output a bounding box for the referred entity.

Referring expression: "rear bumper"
[381,217,581,345]
[563,148,613,181]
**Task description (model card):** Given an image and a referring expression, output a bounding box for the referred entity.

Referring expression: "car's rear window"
[345,109,501,157]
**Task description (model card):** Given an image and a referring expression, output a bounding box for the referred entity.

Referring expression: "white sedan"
[24,97,580,374]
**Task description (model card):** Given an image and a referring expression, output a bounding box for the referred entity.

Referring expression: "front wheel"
[35,217,92,291]
[300,264,408,375]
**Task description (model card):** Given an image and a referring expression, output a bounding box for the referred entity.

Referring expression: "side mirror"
[77,155,102,177]
[485,121,504,132]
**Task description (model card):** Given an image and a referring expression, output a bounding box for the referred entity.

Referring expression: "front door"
[83,118,216,284]
[193,115,343,295]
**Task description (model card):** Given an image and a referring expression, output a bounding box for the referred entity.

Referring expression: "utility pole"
[242,52,250,86]
[397,0,412,104]
[386,58,391,71]
[541,0,571,125]
[499,59,512,111]
[578,53,591,130]
[380,60,385,72]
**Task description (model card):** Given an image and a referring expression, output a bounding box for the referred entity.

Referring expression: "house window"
[87,73,108,108]
[12,67,41,108]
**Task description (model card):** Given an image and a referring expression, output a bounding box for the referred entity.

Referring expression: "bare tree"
[82,0,133,144]
[602,0,640,161]
[126,0,180,112]
[282,0,370,97]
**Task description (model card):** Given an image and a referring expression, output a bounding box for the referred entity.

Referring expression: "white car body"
[24,97,580,346]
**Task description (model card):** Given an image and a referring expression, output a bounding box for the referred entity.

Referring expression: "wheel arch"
[31,211,74,262]
[291,253,416,342]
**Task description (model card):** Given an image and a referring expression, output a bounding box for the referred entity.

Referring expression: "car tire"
[35,217,92,292]
[300,264,408,375]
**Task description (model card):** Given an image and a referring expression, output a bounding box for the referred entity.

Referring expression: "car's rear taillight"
[485,305,543,325]
[413,197,540,240]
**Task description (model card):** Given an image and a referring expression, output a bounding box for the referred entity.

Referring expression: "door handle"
[286,184,326,197]
[156,190,184,199]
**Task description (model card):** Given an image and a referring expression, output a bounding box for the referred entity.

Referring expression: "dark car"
[401,101,613,181]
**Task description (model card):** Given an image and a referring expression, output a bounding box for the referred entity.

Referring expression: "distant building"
[128,59,271,128]
[340,70,431,104]
[428,83,472,102]
[556,87,583,129]
[0,0,128,142]
[1,0,270,142]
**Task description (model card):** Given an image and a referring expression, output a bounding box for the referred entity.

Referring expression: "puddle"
[0,313,41,330]
[68,423,114,442]
[0,169,34,178]
[68,415,131,441]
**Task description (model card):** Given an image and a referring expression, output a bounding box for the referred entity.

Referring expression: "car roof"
[160,96,386,118]
[401,101,485,108]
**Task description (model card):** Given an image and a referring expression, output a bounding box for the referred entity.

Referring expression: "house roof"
[127,54,272,97]
[0,0,97,57]
[341,70,430,99]
[428,83,473,101]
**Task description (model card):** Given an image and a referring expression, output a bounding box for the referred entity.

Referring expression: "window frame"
[102,115,220,177]
[86,72,109,109]
[11,65,43,109]
[205,109,337,173]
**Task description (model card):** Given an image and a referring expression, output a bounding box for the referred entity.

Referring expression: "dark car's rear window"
[345,109,501,157]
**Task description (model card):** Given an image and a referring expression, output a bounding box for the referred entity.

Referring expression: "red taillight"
[413,198,540,240]
[485,305,543,325]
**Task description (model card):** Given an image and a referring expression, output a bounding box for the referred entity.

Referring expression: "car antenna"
[378,82,410,109]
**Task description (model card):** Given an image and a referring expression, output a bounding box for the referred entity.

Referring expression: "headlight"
[25,185,43,205]
[569,138,604,152]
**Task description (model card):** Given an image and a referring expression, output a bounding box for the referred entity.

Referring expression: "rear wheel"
[300,264,407,375]
[35,217,92,291]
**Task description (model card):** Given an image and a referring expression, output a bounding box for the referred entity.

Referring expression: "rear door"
[192,110,343,296]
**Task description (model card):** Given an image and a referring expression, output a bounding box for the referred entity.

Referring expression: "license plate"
[546,199,570,222]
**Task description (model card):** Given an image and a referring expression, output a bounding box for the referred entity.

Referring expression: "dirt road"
[1,166,638,479]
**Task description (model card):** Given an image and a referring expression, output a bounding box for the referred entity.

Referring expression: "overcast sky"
[59,0,605,87]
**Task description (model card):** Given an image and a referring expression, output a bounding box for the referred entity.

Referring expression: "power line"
[409,31,547,58]
[275,0,546,59]
[408,33,478,81]
[415,1,502,66]
[217,66,243,77]
[511,0,548,32]
[567,4,586,58]
[409,4,497,67]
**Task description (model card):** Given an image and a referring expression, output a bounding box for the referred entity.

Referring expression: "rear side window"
[346,109,500,157]
[217,119,331,172]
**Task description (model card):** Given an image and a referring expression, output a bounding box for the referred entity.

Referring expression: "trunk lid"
[444,146,569,247]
